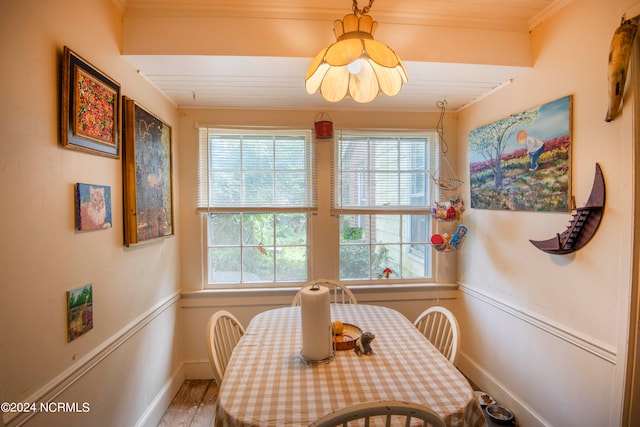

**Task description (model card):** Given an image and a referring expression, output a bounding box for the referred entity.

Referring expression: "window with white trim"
[198,128,439,287]
[333,131,438,281]
[197,129,316,285]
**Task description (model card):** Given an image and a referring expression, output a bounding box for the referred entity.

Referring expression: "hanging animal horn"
[605,17,638,122]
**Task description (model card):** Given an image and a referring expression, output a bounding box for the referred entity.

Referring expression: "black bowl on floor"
[484,404,514,425]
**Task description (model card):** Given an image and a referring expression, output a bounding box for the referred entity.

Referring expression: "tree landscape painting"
[67,284,93,342]
[468,95,572,211]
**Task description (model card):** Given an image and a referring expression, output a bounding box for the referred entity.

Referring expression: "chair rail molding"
[458,283,616,364]
[3,292,181,427]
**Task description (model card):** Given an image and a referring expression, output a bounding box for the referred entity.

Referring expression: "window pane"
[242,214,274,245]
[198,129,315,210]
[244,172,274,205]
[334,132,436,211]
[208,213,240,246]
[402,244,428,278]
[242,137,274,170]
[207,212,308,285]
[211,171,241,204]
[340,244,370,279]
[372,244,398,279]
[275,171,306,205]
[243,246,274,283]
[339,214,432,281]
[276,214,307,245]
[209,247,241,283]
[276,246,307,281]
[210,137,240,169]
[373,215,400,243]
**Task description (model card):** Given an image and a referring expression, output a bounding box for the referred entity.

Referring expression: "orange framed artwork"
[61,46,121,158]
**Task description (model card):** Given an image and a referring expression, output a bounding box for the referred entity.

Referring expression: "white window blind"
[332,130,439,215]
[198,128,317,213]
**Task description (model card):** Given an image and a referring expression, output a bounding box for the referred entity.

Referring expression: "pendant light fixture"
[305,0,408,103]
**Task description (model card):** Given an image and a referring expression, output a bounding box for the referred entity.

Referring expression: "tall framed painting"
[122,97,174,246]
[468,95,572,212]
[61,46,121,158]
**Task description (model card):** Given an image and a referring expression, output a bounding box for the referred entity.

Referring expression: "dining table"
[214,303,487,427]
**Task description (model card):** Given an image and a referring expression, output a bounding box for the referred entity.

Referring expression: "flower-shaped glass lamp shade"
[305,14,408,103]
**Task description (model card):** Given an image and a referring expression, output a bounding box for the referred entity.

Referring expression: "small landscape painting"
[468,95,572,212]
[67,284,93,342]
[75,183,112,230]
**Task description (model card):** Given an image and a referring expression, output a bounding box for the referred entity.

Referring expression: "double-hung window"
[333,131,438,281]
[198,127,439,287]
[197,128,316,285]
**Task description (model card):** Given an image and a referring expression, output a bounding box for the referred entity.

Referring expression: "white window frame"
[198,127,441,288]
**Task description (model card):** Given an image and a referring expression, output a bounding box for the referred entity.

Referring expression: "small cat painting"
[76,183,112,230]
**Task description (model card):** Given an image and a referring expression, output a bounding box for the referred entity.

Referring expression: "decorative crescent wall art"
[529,163,605,255]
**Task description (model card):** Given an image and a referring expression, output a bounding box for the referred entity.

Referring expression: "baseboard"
[3,292,181,427]
[134,364,185,427]
[457,352,552,427]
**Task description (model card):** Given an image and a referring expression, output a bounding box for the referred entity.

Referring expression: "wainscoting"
[456,284,618,427]
[3,293,182,427]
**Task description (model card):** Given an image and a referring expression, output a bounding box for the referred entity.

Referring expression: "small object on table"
[354,331,375,356]
[332,323,362,351]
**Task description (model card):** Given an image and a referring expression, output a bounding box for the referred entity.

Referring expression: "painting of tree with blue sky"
[468,95,572,211]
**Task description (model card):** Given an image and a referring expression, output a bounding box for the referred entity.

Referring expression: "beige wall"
[456,0,638,425]
[2,0,639,426]
[0,1,182,426]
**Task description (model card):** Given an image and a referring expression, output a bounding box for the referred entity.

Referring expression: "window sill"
[181,282,458,305]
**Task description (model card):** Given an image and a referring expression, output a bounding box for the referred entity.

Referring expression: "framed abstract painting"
[122,97,174,246]
[61,46,121,158]
[468,95,572,212]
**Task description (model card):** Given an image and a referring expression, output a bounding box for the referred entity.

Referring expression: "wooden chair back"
[206,310,245,385]
[413,306,460,364]
[310,400,446,427]
[292,279,358,306]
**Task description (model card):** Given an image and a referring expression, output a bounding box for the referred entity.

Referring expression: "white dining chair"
[291,278,358,306]
[206,310,245,386]
[310,400,446,427]
[413,306,460,364]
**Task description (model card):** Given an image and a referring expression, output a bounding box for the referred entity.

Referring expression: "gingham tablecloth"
[214,304,486,427]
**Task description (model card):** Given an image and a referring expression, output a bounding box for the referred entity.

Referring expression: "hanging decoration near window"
[432,194,465,221]
[431,100,463,192]
[430,225,469,252]
[430,100,468,253]
[314,112,334,139]
[431,100,464,223]
[343,227,363,241]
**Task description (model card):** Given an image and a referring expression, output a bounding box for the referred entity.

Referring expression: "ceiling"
[121,0,567,112]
